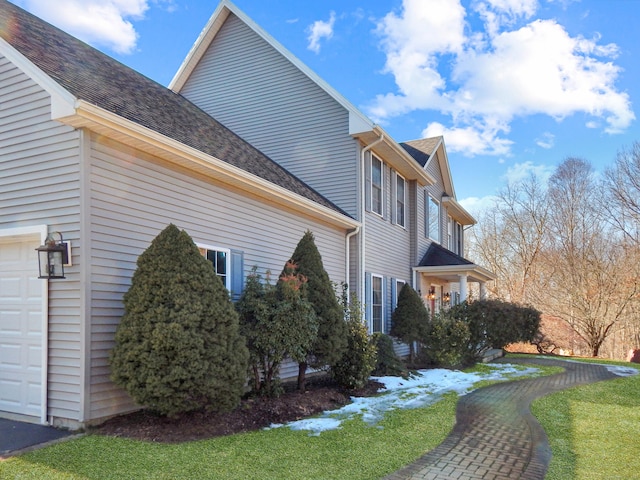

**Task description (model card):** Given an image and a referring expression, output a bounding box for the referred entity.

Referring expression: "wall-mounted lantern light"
[36,232,69,279]
[443,292,451,304]
[427,286,436,301]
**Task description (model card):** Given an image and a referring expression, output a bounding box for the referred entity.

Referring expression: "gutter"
[57,100,359,230]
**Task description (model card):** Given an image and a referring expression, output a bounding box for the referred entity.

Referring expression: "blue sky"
[10,0,639,213]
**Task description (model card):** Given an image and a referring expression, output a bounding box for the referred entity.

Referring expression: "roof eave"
[354,127,437,186]
[442,196,476,225]
[57,100,360,230]
[0,37,76,118]
[413,264,496,283]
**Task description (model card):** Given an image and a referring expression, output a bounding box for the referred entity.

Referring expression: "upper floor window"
[396,174,406,227]
[371,155,383,216]
[198,245,230,289]
[427,194,440,243]
[448,216,453,251]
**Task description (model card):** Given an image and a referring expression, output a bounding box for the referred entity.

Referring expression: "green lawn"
[2,360,627,480]
[0,395,457,480]
[532,358,640,480]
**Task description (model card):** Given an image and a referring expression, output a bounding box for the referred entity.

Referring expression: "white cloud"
[535,132,555,149]
[368,0,466,119]
[459,195,500,215]
[423,121,513,157]
[370,0,635,156]
[17,0,148,54]
[307,11,336,54]
[502,161,555,185]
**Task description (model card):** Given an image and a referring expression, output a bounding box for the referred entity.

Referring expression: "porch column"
[459,274,468,302]
[479,282,487,300]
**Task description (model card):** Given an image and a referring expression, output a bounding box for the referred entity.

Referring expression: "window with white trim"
[427,194,440,243]
[448,216,453,251]
[396,174,406,227]
[198,245,231,289]
[371,155,383,216]
[396,279,405,302]
[372,274,384,333]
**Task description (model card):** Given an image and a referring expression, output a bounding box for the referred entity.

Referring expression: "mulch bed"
[94,378,384,443]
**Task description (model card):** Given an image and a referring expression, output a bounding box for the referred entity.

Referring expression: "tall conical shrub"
[110,224,248,417]
[285,230,346,390]
[390,283,429,363]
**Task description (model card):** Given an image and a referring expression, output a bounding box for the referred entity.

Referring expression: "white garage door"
[0,235,44,418]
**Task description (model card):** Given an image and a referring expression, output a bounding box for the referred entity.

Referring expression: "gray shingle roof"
[0,0,350,217]
[400,137,442,167]
[418,242,474,267]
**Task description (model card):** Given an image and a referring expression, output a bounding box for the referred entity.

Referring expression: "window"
[456,223,463,255]
[448,216,453,251]
[371,155,383,216]
[198,246,230,289]
[427,194,440,242]
[396,174,406,227]
[372,275,384,333]
[396,279,405,303]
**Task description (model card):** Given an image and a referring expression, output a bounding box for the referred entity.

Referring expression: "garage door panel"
[0,378,21,406]
[0,277,21,297]
[0,342,22,367]
[0,235,44,418]
[0,311,22,333]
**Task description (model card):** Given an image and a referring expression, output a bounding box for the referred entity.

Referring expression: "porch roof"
[414,243,496,283]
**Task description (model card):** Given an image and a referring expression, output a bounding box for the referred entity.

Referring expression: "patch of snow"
[268,363,539,436]
[604,365,639,377]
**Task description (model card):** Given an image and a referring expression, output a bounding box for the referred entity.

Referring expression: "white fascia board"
[169,1,230,91]
[60,101,359,230]
[413,264,496,282]
[443,196,476,225]
[0,37,77,118]
[372,125,437,186]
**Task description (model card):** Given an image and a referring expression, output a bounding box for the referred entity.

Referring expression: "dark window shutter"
[364,152,372,213]
[390,171,397,224]
[365,272,372,331]
[230,249,244,302]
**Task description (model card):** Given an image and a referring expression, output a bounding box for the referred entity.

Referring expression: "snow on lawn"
[268,363,540,436]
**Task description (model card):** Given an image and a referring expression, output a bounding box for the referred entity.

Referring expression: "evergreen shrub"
[449,299,541,362]
[286,231,346,389]
[371,333,407,377]
[421,311,471,368]
[390,284,429,363]
[110,224,248,417]
[331,285,377,389]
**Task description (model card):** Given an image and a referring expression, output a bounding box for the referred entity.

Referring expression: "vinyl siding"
[87,135,348,421]
[363,156,413,339]
[0,54,82,422]
[179,13,359,217]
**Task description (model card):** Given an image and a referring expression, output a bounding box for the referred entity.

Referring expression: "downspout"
[345,226,360,300]
[359,133,384,313]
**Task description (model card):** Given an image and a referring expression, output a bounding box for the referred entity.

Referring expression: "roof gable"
[401,136,475,225]
[170,0,373,136]
[0,0,352,221]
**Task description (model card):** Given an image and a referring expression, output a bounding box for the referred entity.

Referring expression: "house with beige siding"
[0,0,358,428]
[170,0,495,335]
[0,0,493,429]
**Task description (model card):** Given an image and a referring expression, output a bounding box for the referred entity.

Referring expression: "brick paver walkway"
[384,357,620,480]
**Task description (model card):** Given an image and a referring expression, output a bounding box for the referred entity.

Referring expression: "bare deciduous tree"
[539,158,638,357]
